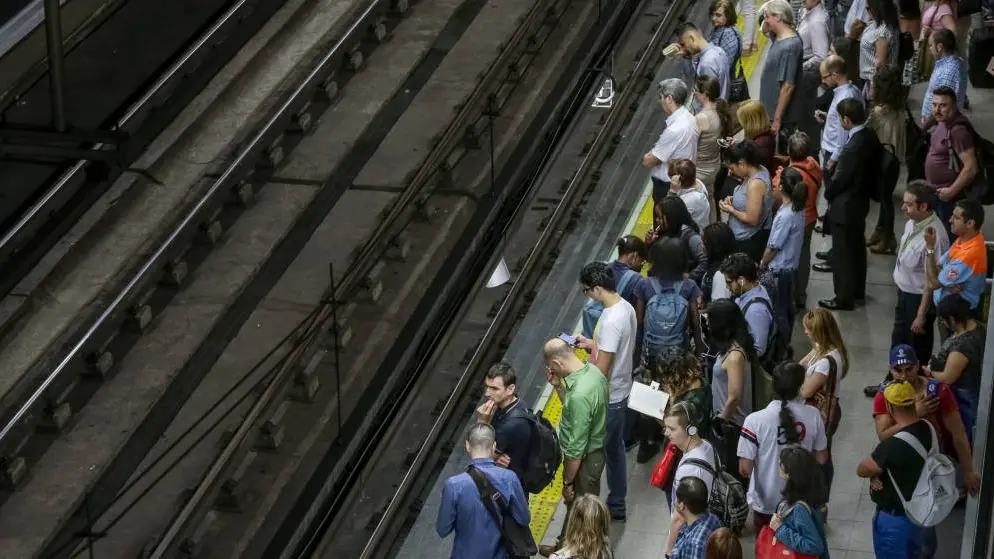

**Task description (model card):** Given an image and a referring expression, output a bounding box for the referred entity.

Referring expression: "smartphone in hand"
[558,333,577,346]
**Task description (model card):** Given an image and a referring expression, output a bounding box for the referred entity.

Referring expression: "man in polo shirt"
[642,78,699,205]
[925,198,987,337]
[674,22,730,102]
[475,362,532,489]
[863,182,951,398]
[923,86,980,239]
[538,338,608,557]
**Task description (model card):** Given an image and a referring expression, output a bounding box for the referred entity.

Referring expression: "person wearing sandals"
[768,447,830,559]
[549,495,614,559]
[798,308,849,494]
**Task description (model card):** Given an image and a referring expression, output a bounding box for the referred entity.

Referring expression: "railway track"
[306,0,695,556]
[0,0,624,556]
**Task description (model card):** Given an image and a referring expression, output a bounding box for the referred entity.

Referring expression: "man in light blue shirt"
[676,22,730,101]
[721,253,774,356]
[437,423,530,559]
[816,55,862,172]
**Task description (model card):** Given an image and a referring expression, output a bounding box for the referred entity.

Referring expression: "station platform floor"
[401,9,994,559]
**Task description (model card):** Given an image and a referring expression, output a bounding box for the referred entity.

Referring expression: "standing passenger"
[693,75,733,200]
[762,167,806,343]
[573,263,636,523]
[759,0,804,137]
[475,363,533,491]
[675,22,731,102]
[436,423,531,559]
[719,141,774,261]
[539,338,608,557]
[643,78,699,205]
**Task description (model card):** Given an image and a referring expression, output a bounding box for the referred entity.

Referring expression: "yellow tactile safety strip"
[526,7,766,543]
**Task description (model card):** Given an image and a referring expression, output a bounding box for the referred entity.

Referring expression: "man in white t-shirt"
[575,262,637,522]
[736,398,829,531]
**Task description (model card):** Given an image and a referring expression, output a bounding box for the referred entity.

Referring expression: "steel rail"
[143,0,566,554]
[357,0,691,554]
[0,0,386,447]
[0,0,265,273]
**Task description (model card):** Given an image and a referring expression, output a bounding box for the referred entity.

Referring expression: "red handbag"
[755,525,817,559]
[650,442,682,490]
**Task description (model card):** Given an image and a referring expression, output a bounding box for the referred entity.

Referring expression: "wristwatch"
[926,249,936,255]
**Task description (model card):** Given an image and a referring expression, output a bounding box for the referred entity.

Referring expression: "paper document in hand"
[627,381,669,420]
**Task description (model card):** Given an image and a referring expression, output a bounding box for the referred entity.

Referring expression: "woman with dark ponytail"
[736,362,830,533]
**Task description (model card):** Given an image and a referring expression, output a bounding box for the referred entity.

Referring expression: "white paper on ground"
[627,380,669,420]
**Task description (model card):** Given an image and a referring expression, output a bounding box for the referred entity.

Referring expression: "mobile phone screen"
[558,333,576,346]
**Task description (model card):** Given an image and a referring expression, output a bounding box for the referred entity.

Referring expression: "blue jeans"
[606,398,629,516]
[873,510,923,559]
[952,385,979,446]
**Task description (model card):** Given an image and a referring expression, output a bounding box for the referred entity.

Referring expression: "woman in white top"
[798,307,849,493]
[669,158,712,232]
[858,0,900,96]
[663,400,717,552]
[736,362,829,534]
[549,495,614,559]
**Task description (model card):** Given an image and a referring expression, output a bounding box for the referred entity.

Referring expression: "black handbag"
[729,59,750,104]
[467,466,538,557]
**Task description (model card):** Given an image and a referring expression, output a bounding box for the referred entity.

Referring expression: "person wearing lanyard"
[863,181,950,397]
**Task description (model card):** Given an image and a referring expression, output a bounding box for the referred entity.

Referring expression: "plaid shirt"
[670,512,722,559]
[709,25,741,69]
[921,56,967,121]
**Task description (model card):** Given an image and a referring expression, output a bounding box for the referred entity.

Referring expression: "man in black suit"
[819,98,880,311]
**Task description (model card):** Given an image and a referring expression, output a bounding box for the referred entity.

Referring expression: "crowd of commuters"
[435,0,991,557]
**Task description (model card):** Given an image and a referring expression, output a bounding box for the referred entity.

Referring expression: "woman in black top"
[926,294,986,444]
[646,196,708,285]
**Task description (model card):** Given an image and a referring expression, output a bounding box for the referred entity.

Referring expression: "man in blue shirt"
[721,253,774,357]
[666,477,721,559]
[436,423,531,559]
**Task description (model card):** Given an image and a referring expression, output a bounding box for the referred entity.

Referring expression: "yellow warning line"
[527,8,766,542]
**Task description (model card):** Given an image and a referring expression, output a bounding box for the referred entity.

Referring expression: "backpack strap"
[682,457,717,476]
[823,353,839,403]
[649,277,663,295]
[741,295,773,316]
[893,421,938,459]
[617,270,637,298]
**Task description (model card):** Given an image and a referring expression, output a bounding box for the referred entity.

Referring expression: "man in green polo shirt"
[538,338,608,557]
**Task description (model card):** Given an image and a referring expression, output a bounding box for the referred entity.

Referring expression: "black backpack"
[467,466,538,557]
[508,406,563,494]
[741,296,790,374]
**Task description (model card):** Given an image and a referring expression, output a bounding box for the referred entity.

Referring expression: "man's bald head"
[820,55,846,80]
[543,338,573,360]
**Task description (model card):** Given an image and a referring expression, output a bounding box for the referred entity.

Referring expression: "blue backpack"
[643,278,690,360]
[581,269,638,338]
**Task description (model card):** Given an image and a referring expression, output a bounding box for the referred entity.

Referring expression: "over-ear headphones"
[673,401,699,437]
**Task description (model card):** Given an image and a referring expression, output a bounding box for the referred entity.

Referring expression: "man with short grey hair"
[436,422,531,559]
[641,77,699,205]
[759,0,803,137]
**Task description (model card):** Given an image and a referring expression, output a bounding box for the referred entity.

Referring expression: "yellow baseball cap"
[883,381,917,407]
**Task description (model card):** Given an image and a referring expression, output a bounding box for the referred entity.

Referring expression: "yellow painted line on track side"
[527,8,766,541]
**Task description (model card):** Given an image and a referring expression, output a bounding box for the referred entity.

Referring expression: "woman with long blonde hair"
[734,100,778,175]
[798,307,849,494]
[550,495,613,559]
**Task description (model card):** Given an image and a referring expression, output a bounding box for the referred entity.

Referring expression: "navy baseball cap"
[890,344,919,368]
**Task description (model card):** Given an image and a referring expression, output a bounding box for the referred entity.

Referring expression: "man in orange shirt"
[772,131,823,309]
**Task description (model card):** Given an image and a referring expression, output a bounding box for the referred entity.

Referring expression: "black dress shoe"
[813,262,833,273]
[815,250,832,260]
[818,297,854,311]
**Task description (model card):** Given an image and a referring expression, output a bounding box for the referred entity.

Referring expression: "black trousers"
[830,218,867,304]
[892,289,937,366]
